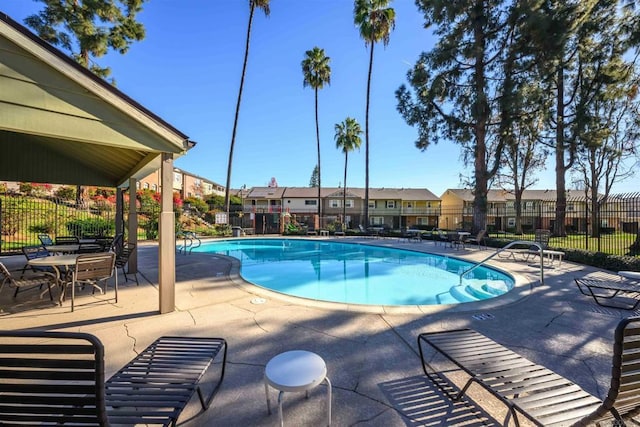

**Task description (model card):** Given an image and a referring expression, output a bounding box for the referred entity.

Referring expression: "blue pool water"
[194,239,515,306]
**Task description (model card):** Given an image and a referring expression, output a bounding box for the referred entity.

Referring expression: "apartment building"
[440,188,592,232]
[137,168,224,200]
[243,186,441,230]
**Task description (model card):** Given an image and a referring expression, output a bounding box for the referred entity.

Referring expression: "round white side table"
[264,350,331,426]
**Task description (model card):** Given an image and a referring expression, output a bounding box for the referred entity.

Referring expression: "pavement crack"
[122,323,139,355]
[348,408,390,426]
[379,314,419,357]
[253,315,269,333]
[543,311,566,328]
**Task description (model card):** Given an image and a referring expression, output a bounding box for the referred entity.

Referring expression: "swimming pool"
[194,239,515,306]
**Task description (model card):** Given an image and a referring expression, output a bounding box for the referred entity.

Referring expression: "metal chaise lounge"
[575,277,640,310]
[0,331,227,427]
[418,316,640,426]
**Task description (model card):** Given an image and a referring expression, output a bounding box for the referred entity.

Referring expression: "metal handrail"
[459,240,545,285]
[176,231,201,255]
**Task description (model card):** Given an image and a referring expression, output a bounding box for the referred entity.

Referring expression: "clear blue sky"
[2,1,636,195]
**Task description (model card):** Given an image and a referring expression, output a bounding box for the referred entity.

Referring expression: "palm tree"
[302,47,331,222]
[353,0,395,228]
[224,0,271,219]
[334,117,363,230]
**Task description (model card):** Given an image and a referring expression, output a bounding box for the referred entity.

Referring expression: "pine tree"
[396,0,517,232]
[309,165,320,188]
[25,0,146,80]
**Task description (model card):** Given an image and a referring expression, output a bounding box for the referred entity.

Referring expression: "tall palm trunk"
[315,87,321,220]
[224,3,256,218]
[343,152,348,230]
[364,42,374,228]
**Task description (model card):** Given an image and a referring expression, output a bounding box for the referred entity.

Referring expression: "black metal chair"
[575,278,640,310]
[0,260,56,301]
[115,242,138,285]
[20,245,52,276]
[418,316,640,426]
[37,233,53,246]
[0,331,227,427]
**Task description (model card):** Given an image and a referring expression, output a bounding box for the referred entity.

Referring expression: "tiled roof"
[246,187,286,199]
[281,187,440,200]
[442,188,588,202]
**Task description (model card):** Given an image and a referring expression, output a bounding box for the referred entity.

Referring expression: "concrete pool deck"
[1,236,639,426]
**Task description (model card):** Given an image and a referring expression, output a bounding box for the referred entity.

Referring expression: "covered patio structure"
[0,12,194,313]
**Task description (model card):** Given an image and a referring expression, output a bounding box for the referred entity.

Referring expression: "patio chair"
[446,231,463,249]
[20,244,52,276]
[358,224,374,238]
[466,229,486,249]
[418,316,640,426]
[109,233,124,254]
[0,260,56,301]
[115,242,138,285]
[0,331,227,427]
[37,233,53,246]
[497,229,555,262]
[575,277,640,310]
[432,229,448,246]
[66,252,116,312]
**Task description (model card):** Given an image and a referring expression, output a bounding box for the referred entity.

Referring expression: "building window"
[368,201,375,209]
[371,216,384,225]
[173,172,181,183]
[143,183,149,189]
[386,201,395,209]
[345,200,353,208]
[417,217,428,225]
[136,182,141,189]
[305,200,317,206]
[330,199,340,208]
[407,202,413,208]
[152,184,157,191]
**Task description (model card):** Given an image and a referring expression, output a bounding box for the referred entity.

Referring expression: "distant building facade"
[137,168,225,200]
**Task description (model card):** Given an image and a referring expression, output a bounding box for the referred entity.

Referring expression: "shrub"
[562,248,640,272]
[54,186,76,200]
[184,197,208,214]
[65,218,114,237]
[28,222,54,234]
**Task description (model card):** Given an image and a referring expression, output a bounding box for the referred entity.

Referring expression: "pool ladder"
[459,240,545,286]
[177,231,201,255]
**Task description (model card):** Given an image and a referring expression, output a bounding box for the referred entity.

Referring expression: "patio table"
[28,254,81,304]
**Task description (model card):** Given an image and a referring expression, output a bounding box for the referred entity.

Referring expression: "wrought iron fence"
[2,192,639,257]
[440,192,640,257]
[0,194,158,255]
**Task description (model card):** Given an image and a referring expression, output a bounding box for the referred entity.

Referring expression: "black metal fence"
[0,194,117,254]
[440,193,640,256]
[3,192,639,257]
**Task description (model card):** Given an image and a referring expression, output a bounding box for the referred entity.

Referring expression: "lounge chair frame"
[418,316,640,426]
[0,331,227,427]
[575,278,640,310]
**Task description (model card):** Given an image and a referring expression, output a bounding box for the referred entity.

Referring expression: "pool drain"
[472,313,495,321]
[251,297,267,305]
